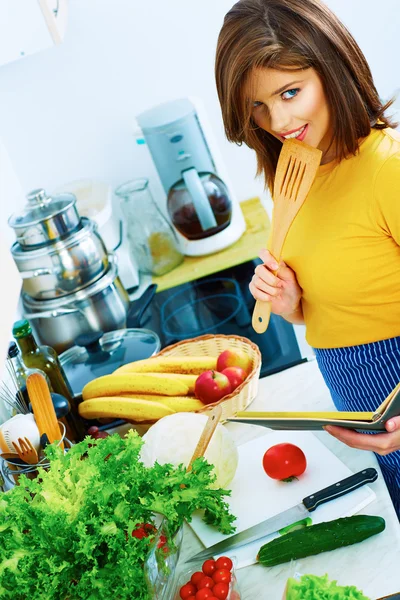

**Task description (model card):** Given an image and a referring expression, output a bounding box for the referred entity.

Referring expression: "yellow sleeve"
[373,152,400,245]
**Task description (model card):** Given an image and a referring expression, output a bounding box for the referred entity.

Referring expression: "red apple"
[217,349,252,375]
[221,366,247,390]
[195,370,232,405]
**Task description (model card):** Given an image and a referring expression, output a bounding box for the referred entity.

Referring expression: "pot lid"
[8,189,77,230]
[59,328,161,395]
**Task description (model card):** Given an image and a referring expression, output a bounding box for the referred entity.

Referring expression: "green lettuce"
[0,430,235,600]
[286,574,370,600]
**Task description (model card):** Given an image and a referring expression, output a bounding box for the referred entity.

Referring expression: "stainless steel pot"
[11,217,109,299]
[8,188,81,248]
[21,256,130,353]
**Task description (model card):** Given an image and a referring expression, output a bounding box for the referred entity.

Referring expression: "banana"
[121,394,205,412]
[113,355,217,375]
[82,373,190,401]
[161,373,197,394]
[78,397,175,421]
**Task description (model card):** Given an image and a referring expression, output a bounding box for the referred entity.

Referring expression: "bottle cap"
[12,319,32,338]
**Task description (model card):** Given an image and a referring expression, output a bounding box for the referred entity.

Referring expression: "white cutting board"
[189,431,376,568]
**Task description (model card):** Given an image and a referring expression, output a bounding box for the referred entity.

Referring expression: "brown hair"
[215,0,397,188]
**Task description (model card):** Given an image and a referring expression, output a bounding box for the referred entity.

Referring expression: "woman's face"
[248,67,334,163]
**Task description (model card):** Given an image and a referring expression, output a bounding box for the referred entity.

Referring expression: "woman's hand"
[325,417,400,455]
[249,249,302,316]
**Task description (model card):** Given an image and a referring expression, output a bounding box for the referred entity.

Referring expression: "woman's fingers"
[385,417,400,433]
[324,424,400,456]
[249,282,271,302]
[253,265,281,293]
[259,248,279,271]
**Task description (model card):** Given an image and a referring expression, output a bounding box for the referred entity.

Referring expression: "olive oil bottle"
[12,320,86,442]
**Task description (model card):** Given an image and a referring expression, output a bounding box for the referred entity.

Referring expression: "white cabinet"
[0,0,68,68]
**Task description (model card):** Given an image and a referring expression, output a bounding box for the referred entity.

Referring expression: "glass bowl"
[170,556,241,600]
[144,518,184,599]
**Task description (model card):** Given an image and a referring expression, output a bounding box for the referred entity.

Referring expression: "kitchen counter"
[179,358,400,599]
[151,197,271,292]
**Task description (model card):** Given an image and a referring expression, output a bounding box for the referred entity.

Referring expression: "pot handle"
[127,283,157,328]
[23,307,80,320]
[19,267,53,279]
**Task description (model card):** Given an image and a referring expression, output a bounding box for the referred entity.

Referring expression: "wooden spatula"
[26,373,64,450]
[252,139,322,333]
[187,405,222,472]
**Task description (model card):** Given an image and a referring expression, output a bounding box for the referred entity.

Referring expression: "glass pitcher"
[115,179,184,276]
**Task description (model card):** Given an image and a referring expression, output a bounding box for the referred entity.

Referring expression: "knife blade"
[187,467,378,562]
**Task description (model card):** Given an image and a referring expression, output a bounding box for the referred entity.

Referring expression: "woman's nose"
[269,104,292,135]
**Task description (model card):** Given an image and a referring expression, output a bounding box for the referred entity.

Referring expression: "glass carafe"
[116,179,184,276]
[167,172,232,240]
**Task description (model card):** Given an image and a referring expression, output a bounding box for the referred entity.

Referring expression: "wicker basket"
[156,334,262,421]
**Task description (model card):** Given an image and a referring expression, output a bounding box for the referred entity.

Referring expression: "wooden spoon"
[252,139,322,333]
[187,405,222,472]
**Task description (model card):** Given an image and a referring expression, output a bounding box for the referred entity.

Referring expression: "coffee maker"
[136,98,246,256]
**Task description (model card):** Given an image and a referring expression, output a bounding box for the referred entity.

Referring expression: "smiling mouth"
[280,124,307,140]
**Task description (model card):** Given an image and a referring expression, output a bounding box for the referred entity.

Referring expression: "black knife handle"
[303,467,378,512]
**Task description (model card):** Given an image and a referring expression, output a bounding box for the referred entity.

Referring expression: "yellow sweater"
[282,127,400,349]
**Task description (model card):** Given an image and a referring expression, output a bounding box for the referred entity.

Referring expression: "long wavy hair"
[215,0,397,189]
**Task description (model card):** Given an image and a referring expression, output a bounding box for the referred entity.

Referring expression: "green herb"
[285,573,370,599]
[0,430,235,599]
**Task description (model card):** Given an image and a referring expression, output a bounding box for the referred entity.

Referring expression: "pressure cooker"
[21,256,130,353]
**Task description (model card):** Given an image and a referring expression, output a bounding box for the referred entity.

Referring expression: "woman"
[215,0,400,516]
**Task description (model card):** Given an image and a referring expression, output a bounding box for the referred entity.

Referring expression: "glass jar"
[115,179,184,276]
[144,518,184,599]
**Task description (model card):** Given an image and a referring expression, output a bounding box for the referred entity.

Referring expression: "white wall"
[0,137,24,422]
[0,0,399,221]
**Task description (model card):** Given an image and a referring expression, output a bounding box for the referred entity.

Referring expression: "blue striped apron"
[314,336,400,519]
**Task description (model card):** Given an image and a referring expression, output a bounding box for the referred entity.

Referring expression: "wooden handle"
[27,373,64,450]
[187,405,222,472]
[252,298,272,333]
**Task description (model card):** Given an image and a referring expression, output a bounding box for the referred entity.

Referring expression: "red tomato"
[215,556,233,572]
[202,559,216,576]
[205,597,219,600]
[262,443,307,480]
[212,582,230,600]
[196,589,214,600]
[198,576,214,589]
[131,522,156,539]
[191,571,204,587]
[157,534,167,548]
[180,583,197,599]
[212,569,231,585]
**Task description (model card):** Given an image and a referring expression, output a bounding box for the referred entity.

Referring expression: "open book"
[228,382,400,431]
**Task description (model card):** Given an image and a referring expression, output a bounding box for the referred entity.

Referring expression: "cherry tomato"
[212,569,231,585]
[205,597,219,600]
[180,583,197,599]
[157,534,167,548]
[131,522,156,539]
[131,527,147,539]
[215,556,233,572]
[262,443,307,480]
[212,582,230,600]
[202,559,216,576]
[196,589,214,600]
[198,575,214,589]
[190,571,204,587]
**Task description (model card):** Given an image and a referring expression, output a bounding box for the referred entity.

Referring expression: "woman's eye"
[282,88,300,100]
[252,101,263,108]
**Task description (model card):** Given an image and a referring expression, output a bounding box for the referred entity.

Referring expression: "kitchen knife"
[187,467,378,562]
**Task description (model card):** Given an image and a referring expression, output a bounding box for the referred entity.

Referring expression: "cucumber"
[257,515,385,567]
